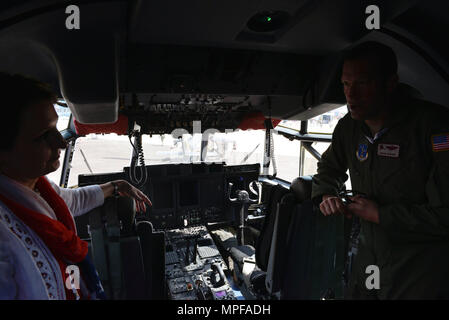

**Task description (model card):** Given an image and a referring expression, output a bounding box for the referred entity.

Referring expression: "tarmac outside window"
[272,132,301,182]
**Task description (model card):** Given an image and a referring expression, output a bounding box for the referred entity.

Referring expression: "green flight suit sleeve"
[311,117,349,202]
[378,105,449,242]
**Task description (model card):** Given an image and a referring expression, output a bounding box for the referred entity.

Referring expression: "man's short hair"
[0,72,57,150]
[343,41,398,79]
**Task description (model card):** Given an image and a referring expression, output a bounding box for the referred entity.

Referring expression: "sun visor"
[238,111,281,130]
[74,111,278,135]
[74,114,128,136]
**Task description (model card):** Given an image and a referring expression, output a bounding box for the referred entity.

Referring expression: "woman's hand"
[101,180,152,213]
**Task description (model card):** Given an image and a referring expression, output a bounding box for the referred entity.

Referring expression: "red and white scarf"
[0,177,88,299]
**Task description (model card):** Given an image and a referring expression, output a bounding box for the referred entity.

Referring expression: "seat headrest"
[290,176,313,203]
[136,220,154,235]
[75,196,137,239]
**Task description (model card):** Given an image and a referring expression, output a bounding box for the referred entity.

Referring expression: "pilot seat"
[75,195,165,300]
[222,176,313,299]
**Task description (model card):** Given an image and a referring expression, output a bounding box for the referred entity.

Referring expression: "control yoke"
[228,181,259,245]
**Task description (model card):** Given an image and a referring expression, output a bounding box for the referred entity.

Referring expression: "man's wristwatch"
[111,181,119,197]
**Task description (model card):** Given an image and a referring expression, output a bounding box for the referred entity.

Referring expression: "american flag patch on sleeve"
[432,133,449,152]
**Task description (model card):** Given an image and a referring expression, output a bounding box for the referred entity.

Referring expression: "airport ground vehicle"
[1,0,448,300]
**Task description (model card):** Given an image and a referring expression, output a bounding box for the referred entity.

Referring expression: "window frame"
[266,104,348,184]
[273,124,331,178]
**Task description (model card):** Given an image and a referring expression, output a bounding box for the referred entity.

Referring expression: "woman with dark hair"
[0,72,151,299]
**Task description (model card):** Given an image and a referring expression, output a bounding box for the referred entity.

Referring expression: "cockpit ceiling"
[0,0,448,124]
[128,0,418,55]
[0,0,419,54]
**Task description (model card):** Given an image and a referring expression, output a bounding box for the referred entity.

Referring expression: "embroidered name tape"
[378,144,400,158]
[432,133,449,152]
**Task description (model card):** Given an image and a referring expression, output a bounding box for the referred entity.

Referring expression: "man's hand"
[101,180,152,213]
[319,194,380,223]
[347,195,379,224]
[319,195,352,218]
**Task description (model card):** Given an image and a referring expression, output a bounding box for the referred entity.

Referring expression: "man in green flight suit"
[311,41,449,299]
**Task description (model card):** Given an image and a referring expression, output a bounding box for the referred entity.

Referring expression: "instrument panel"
[79,163,260,230]
[144,163,260,230]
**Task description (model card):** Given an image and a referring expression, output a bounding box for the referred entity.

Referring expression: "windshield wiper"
[79,148,93,174]
[241,143,260,164]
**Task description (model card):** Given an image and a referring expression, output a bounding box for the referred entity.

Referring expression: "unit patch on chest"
[377,144,400,158]
[356,143,369,162]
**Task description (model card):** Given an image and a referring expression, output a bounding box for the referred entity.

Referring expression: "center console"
[165,225,236,300]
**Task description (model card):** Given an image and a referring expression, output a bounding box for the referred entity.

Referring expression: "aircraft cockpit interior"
[1,0,449,302]
[70,95,283,300]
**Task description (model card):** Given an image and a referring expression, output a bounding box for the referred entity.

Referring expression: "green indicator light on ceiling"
[266,17,272,22]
